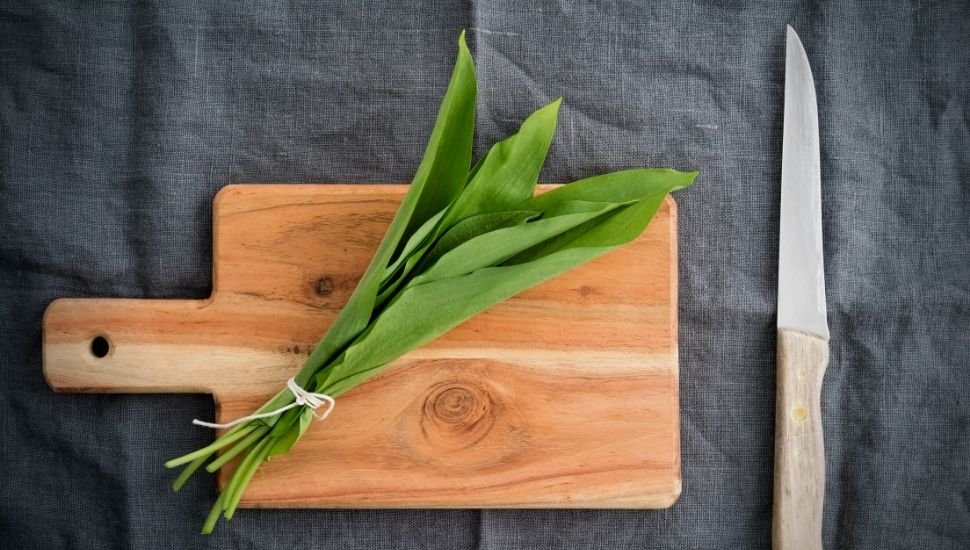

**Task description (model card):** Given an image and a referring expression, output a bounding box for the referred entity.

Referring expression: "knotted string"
[192,378,335,429]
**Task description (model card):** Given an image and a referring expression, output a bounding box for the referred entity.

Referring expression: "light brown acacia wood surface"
[43,184,680,509]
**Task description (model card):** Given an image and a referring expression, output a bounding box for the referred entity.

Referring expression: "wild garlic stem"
[223,437,275,520]
[204,425,270,473]
[201,489,228,535]
[172,455,207,492]
[164,424,256,468]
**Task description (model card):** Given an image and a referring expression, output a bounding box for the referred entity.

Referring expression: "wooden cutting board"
[43,184,681,509]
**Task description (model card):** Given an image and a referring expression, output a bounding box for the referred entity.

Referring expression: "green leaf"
[438,97,562,230]
[466,150,488,182]
[507,169,697,264]
[382,154,494,289]
[409,201,623,286]
[297,31,477,384]
[380,208,447,289]
[419,209,540,268]
[376,98,563,302]
[398,31,478,244]
[520,168,697,209]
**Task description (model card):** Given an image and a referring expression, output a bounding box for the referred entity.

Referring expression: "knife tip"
[786,25,808,58]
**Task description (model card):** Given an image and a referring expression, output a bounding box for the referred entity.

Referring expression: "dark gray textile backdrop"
[1,1,968,548]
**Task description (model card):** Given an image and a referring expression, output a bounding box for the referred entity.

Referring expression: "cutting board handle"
[43,297,292,396]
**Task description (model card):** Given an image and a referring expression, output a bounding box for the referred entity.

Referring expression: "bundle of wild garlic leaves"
[166,32,696,533]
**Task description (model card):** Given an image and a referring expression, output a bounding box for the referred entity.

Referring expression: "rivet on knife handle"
[773,329,828,550]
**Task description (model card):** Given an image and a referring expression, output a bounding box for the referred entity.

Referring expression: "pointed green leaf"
[420,210,539,268]
[507,169,698,264]
[439,98,562,229]
[410,201,623,286]
[399,31,478,240]
[381,208,447,288]
[297,32,477,382]
[377,97,563,300]
[520,168,697,210]
[377,209,537,307]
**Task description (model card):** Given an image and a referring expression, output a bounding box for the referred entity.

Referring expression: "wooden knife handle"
[773,328,829,550]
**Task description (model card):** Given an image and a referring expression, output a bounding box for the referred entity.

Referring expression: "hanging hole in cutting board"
[90,335,110,358]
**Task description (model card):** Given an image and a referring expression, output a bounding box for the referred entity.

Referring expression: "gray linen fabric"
[2,1,968,548]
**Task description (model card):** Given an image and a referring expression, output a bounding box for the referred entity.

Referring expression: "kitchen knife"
[773,26,829,550]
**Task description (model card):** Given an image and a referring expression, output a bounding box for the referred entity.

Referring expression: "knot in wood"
[314,277,334,296]
[420,381,496,450]
[433,387,478,423]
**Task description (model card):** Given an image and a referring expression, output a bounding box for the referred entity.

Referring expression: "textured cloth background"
[2,1,969,548]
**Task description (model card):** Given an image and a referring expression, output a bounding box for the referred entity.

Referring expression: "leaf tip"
[674,170,700,191]
[529,96,563,123]
[455,30,474,72]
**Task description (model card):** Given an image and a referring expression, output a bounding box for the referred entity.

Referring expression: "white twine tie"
[192,377,335,429]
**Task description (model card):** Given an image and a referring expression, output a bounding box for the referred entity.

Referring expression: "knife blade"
[772,25,829,550]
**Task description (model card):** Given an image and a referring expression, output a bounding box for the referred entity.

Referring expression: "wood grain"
[773,328,829,550]
[43,184,681,508]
